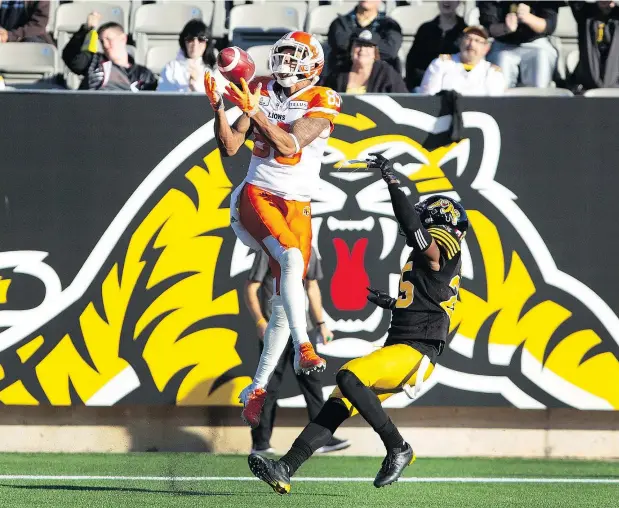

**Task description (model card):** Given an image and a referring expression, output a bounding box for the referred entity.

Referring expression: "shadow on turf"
[1,484,239,497]
[1,484,347,497]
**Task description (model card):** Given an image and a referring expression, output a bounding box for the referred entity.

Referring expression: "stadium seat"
[145,45,180,76]
[247,45,272,78]
[465,6,480,26]
[132,3,205,65]
[305,4,351,42]
[553,5,579,78]
[566,49,579,76]
[0,42,58,86]
[46,0,59,36]
[389,4,439,37]
[243,0,308,29]
[502,87,574,97]
[583,88,619,97]
[69,0,131,29]
[229,4,301,50]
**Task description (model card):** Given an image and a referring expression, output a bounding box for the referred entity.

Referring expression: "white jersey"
[419,54,505,96]
[245,79,341,202]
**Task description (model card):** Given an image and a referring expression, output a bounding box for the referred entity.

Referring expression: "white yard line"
[0,476,617,484]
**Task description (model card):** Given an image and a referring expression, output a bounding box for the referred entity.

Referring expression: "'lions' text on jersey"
[246,79,341,202]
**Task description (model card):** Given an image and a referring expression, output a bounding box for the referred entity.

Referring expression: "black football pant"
[251,336,324,449]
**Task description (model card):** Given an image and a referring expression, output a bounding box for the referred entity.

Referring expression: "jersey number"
[440,275,461,319]
[395,261,414,309]
[326,90,341,108]
[252,122,302,165]
[395,265,462,318]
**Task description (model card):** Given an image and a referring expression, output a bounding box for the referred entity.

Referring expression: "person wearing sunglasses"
[158,19,224,93]
[321,30,408,94]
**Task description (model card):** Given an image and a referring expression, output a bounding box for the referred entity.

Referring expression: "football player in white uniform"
[204,32,342,428]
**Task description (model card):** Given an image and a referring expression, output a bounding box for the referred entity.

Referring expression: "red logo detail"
[330,238,370,311]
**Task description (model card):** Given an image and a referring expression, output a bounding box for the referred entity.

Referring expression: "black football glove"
[367,287,396,310]
[367,152,400,185]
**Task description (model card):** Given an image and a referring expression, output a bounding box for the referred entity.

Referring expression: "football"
[217,46,256,85]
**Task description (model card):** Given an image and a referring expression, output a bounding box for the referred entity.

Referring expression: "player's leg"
[244,185,325,375]
[295,345,351,454]
[334,344,435,487]
[248,397,350,495]
[239,293,291,427]
[237,186,293,426]
[251,338,290,454]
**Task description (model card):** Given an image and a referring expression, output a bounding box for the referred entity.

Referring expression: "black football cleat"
[248,453,291,495]
[373,442,415,488]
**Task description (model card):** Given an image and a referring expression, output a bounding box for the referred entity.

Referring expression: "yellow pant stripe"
[329,344,435,417]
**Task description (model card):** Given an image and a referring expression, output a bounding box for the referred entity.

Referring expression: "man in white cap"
[419,25,505,96]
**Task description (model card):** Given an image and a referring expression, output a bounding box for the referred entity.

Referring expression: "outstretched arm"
[205,72,252,156]
[367,154,441,270]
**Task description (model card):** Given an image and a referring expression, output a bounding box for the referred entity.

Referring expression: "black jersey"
[385,225,462,355]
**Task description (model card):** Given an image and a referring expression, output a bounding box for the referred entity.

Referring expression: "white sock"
[252,296,291,388]
[278,248,310,348]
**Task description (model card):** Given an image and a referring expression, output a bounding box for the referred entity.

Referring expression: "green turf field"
[0,453,616,507]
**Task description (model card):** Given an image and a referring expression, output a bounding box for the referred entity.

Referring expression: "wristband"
[289,133,301,153]
[316,321,325,326]
[256,317,267,326]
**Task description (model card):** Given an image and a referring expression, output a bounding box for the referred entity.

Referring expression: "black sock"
[336,369,404,451]
[280,398,349,476]
[376,418,405,451]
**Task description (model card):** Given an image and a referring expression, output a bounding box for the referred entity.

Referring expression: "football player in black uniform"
[247,153,468,494]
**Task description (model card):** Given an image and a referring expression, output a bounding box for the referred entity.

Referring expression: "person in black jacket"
[62,12,157,91]
[0,0,53,43]
[327,0,402,73]
[322,30,408,94]
[569,1,619,92]
[478,1,560,88]
[405,1,467,91]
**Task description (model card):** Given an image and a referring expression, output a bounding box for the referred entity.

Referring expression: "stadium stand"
[0,42,58,87]
[0,1,598,95]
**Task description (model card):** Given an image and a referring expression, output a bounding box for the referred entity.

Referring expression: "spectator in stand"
[157,19,225,93]
[327,0,402,73]
[406,1,467,91]
[569,1,619,93]
[245,247,350,456]
[0,0,53,43]
[62,12,157,92]
[322,29,407,93]
[419,25,505,96]
[478,1,559,88]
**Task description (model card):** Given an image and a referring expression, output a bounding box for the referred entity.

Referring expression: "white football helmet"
[269,31,325,88]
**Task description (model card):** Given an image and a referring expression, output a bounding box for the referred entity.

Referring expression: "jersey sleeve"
[428,226,461,261]
[303,87,341,129]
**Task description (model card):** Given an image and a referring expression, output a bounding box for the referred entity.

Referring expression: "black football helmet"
[415,195,468,239]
